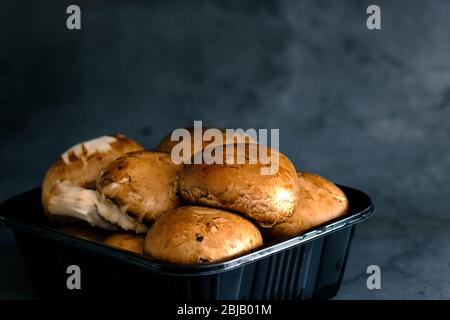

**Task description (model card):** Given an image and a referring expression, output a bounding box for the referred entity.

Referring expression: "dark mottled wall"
[1,0,449,298]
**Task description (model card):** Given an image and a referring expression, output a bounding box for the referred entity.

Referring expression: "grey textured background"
[1,0,449,299]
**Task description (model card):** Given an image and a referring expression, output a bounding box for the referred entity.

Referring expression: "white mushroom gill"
[48,181,118,230]
[95,193,148,234]
[61,136,117,164]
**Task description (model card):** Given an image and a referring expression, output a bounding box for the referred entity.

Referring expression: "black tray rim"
[0,185,374,276]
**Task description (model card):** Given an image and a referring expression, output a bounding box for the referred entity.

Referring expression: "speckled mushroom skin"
[96,150,183,226]
[178,143,299,227]
[144,206,263,264]
[263,172,349,241]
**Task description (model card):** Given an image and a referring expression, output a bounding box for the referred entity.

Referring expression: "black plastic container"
[0,186,374,300]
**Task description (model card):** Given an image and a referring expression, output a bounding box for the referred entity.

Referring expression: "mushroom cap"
[144,205,263,264]
[42,134,143,227]
[263,172,349,240]
[178,143,299,227]
[157,127,256,162]
[103,233,145,255]
[96,150,183,233]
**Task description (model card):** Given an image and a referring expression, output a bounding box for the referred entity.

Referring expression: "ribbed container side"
[2,186,372,300]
